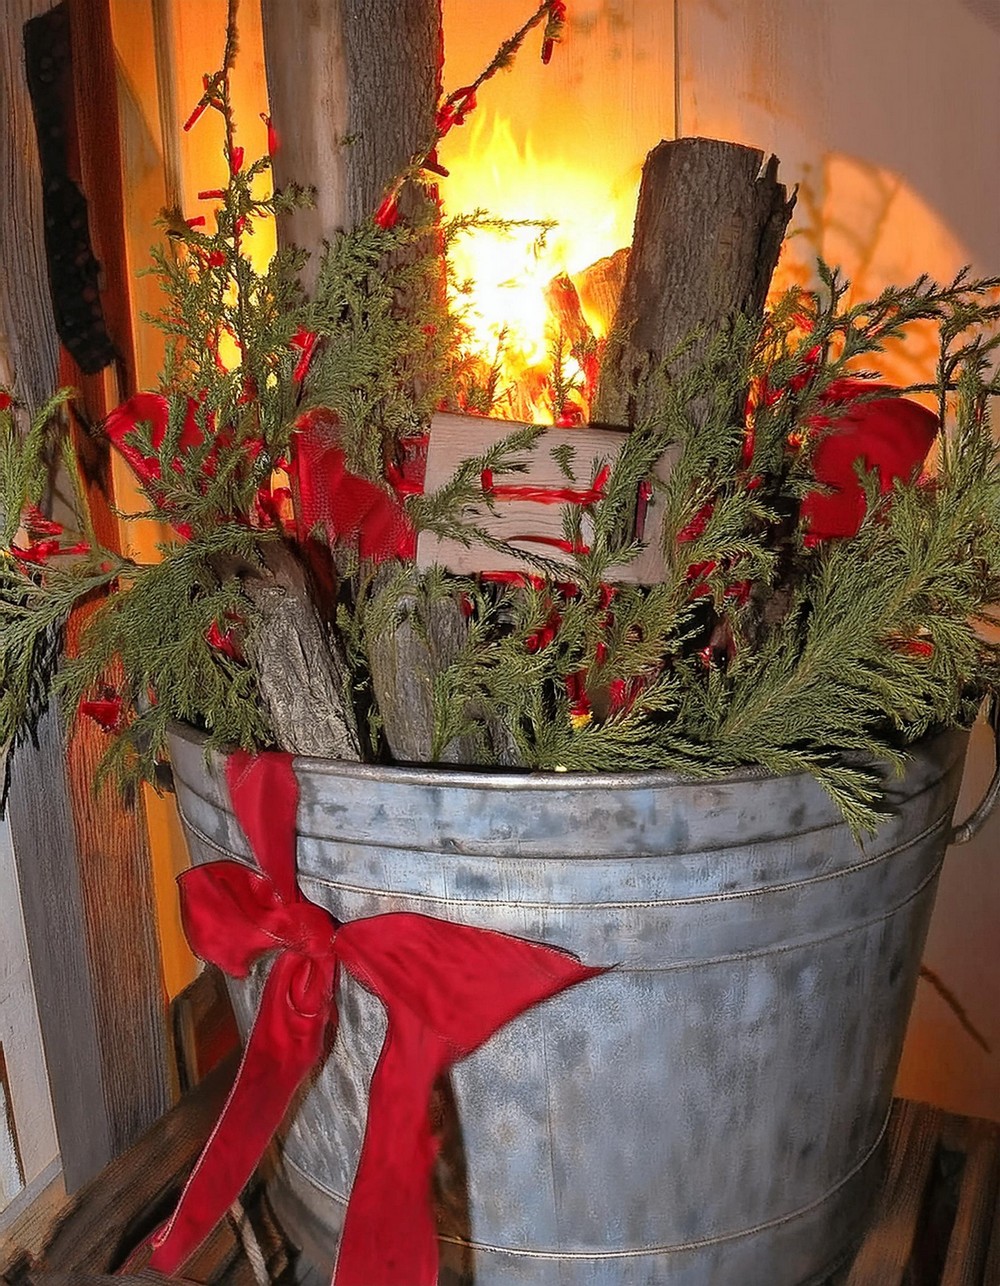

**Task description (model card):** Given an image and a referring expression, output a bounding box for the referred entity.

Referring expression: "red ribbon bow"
[149,751,601,1286]
[290,409,417,562]
[801,379,938,543]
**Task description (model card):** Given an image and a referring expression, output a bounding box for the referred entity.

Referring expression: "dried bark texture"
[366,578,477,765]
[261,0,441,281]
[230,543,360,760]
[340,0,441,227]
[592,137,795,429]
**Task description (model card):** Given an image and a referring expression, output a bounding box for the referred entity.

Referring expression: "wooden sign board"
[415,412,677,584]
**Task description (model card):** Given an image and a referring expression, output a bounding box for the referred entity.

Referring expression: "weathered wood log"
[16,1054,238,1278]
[592,137,795,429]
[259,2,349,287]
[340,0,441,227]
[222,542,359,760]
[366,574,479,765]
[259,0,446,766]
[261,0,441,280]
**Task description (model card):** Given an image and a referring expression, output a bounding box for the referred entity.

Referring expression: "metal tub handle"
[951,692,1000,845]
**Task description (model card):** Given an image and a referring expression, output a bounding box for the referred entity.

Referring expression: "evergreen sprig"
[403,269,1000,830]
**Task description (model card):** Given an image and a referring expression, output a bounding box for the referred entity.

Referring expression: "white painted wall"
[0,779,59,1221]
[677,0,1000,1119]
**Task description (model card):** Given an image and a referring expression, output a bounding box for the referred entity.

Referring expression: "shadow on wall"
[771,151,972,392]
[678,0,1000,276]
[676,0,1000,1121]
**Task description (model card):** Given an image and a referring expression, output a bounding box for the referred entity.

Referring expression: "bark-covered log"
[340,0,441,228]
[366,579,478,765]
[261,0,441,280]
[592,137,795,429]
[221,542,359,760]
[258,0,442,761]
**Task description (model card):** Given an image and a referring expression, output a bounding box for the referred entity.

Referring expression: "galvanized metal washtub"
[168,720,996,1286]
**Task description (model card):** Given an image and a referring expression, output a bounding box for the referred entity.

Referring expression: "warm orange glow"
[440,109,637,422]
[437,1,675,424]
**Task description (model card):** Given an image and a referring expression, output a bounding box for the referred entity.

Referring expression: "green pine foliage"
[1,5,999,834]
[56,526,277,788]
[394,267,1000,830]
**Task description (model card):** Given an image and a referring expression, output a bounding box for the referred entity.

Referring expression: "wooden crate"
[833,1099,1000,1286]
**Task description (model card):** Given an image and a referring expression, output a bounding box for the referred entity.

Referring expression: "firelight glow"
[440,109,639,422]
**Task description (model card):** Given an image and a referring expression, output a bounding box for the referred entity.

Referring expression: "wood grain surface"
[2,0,169,1193]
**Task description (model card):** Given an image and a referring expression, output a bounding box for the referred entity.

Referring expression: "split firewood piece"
[592,137,795,429]
[415,412,678,585]
[217,542,360,760]
[575,248,629,340]
[544,272,594,353]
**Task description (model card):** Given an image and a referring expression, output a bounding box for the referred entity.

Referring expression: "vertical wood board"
[62,0,171,1158]
[6,715,114,1195]
[0,0,59,417]
[2,0,171,1190]
[1,0,112,1195]
[0,806,58,1194]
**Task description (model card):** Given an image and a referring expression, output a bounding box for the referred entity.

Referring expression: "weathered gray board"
[1,0,168,1191]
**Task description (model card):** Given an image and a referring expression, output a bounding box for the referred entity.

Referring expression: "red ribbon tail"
[334,1010,443,1286]
[148,952,332,1276]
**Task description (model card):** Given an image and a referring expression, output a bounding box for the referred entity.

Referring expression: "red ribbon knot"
[149,750,602,1286]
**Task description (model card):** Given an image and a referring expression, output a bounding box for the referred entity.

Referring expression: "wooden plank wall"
[1,0,170,1192]
[675,0,1000,1120]
[2,0,119,1195]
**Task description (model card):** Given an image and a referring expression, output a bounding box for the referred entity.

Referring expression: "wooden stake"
[259,0,443,762]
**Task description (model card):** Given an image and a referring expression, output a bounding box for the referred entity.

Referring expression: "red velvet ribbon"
[800,379,938,543]
[104,392,207,491]
[290,409,417,562]
[149,751,602,1286]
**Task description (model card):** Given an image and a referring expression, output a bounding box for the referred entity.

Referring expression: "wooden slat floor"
[832,1099,1000,1286]
[4,1080,1000,1285]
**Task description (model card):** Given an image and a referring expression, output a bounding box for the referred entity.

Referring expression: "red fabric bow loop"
[802,380,938,543]
[178,860,335,980]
